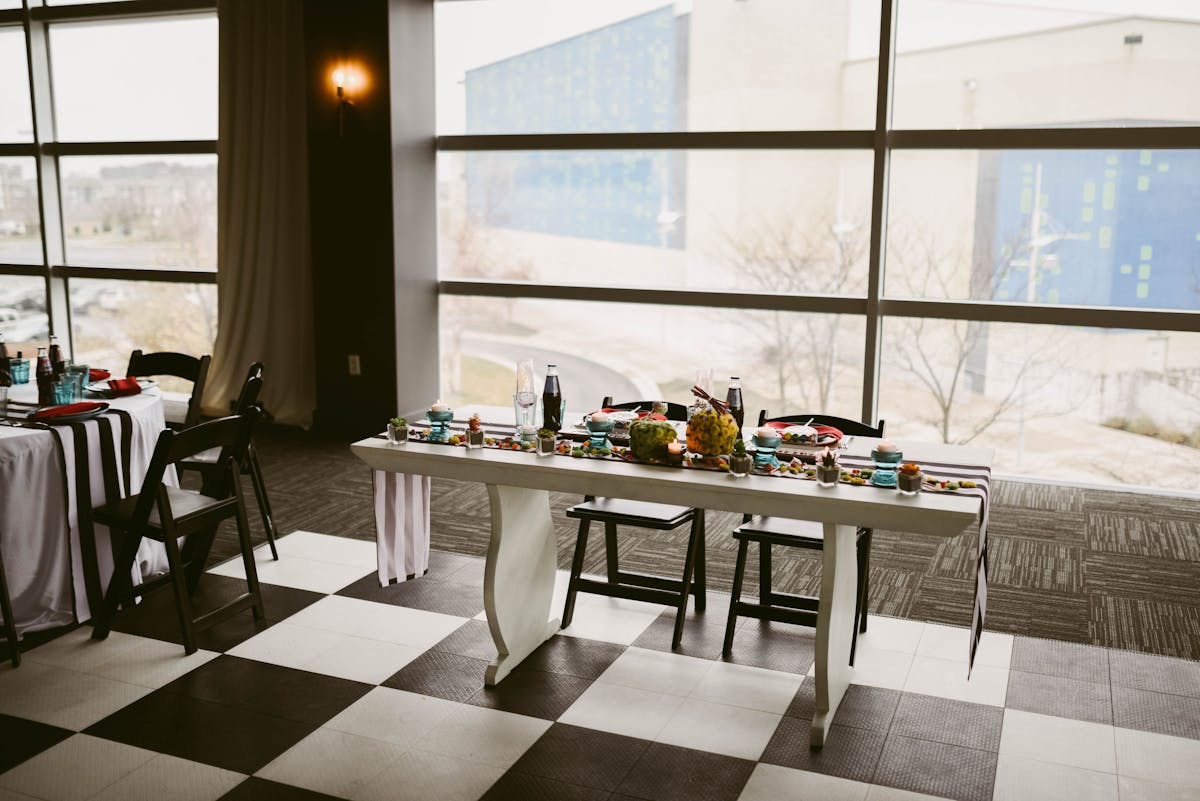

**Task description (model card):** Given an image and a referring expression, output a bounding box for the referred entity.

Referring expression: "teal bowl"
[427,409,454,424]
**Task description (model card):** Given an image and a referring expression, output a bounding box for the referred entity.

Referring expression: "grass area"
[444,355,516,408]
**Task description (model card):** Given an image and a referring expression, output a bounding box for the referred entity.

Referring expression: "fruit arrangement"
[686,408,738,456]
[629,419,677,461]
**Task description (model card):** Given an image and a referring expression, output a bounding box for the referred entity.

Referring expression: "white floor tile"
[0,734,156,801]
[856,616,926,655]
[88,753,244,801]
[1000,709,1116,774]
[324,688,460,750]
[358,749,506,801]
[992,754,1118,801]
[284,595,467,650]
[903,656,1008,706]
[596,646,712,696]
[228,621,423,684]
[208,552,371,594]
[1118,775,1200,801]
[25,628,218,689]
[256,728,404,799]
[844,643,913,691]
[559,681,686,741]
[738,763,869,801]
[0,661,153,730]
[1115,727,1200,788]
[691,661,804,714]
[656,697,782,760]
[558,602,661,645]
[414,703,550,769]
[916,623,1013,669]
[271,531,378,568]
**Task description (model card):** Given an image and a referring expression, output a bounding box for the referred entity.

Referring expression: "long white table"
[352,435,987,747]
[1,382,173,636]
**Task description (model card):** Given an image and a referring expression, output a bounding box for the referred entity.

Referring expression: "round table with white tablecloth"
[0,381,174,639]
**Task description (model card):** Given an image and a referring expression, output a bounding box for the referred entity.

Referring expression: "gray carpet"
[214,426,1200,661]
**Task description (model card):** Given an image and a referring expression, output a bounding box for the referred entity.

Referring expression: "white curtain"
[205,0,315,427]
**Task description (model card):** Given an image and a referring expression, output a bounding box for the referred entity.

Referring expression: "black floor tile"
[337,573,486,618]
[85,690,316,774]
[874,735,997,801]
[1112,684,1200,740]
[157,655,372,727]
[507,723,649,792]
[1109,649,1200,698]
[723,621,816,674]
[889,693,1004,752]
[0,713,73,773]
[432,619,499,662]
[1006,670,1112,726]
[784,680,900,732]
[519,635,627,681]
[615,741,755,801]
[466,666,594,720]
[108,575,323,653]
[1009,636,1110,684]
[218,777,345,801]
[481,771,610,801]
[759,715,884,782]
[382,649,488,703]
[631,612,726,661]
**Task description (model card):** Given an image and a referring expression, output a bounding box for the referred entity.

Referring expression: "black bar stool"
[723,412,884,665]
[91,411,266,655]
[562,397,706,649]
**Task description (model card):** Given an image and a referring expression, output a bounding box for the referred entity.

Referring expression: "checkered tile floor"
[4,531,1200,801]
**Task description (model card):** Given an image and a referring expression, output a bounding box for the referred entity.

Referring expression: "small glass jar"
[386,422,408,445]
[466,429,485,449]
[897,471,923,495]
[537,434,556,456]
[729,453,752,477]
[816,464,841,488]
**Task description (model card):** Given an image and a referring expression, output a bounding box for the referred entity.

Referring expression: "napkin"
[31,401,104,421]
[89,368,111,382]
[107,377,142,397]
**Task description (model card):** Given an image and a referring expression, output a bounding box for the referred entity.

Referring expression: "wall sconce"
[331,63,366,138]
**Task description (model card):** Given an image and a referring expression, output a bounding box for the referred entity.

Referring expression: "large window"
[434,0,1200,492]
[0,2,217,373]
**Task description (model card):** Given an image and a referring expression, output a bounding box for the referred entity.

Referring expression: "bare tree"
[885,228,1069,445]
[719,215,867,412]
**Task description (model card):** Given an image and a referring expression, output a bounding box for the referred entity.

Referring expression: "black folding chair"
[91,412,265,655]
[0,539,19,667]
[723,411,884,665]
[178,363,278,560]
[127,349,212,429]
[562,397,706,649]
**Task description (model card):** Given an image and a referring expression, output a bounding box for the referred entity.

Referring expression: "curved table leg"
[483,484,561,685]
[811,522,858,747]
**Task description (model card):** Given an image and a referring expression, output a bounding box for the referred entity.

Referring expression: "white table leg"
[482,484,561,685]
[811,522,858,747]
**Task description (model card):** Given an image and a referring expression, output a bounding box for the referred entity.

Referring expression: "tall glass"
[514,358,537,435]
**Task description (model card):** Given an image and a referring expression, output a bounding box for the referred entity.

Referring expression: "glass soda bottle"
[36,346,55,405]
[542,364,563,432]
[48,334,63,373]
[726,376,745,435]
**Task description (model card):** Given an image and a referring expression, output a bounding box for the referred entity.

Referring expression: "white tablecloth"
[1,383,173,638]
[372,470,431,585]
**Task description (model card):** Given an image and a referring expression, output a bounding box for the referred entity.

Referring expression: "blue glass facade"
[989,149,1200,311]
[464,7,685,248]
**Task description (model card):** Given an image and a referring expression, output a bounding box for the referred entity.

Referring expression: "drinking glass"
[514,358,537,435]
[67,363,89,401]
[52,374,75,405]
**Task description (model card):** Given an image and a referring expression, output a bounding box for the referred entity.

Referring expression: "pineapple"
[686,409,738,456]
